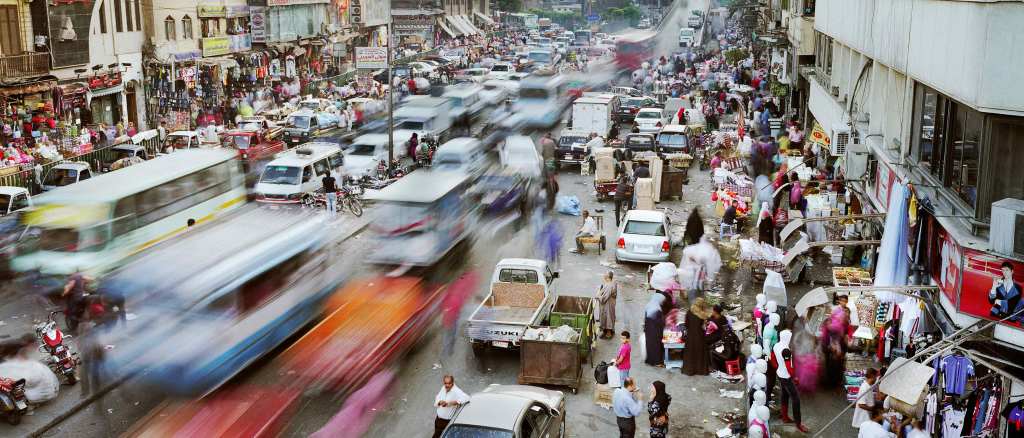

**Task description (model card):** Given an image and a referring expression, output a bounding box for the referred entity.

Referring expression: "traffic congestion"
[0,1,891,437]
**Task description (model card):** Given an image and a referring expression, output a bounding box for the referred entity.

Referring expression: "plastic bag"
[607,365,622,388]
[555,195,581,216]
[649,262,680,291]
[0,359,59,404]
[594,361,609,384]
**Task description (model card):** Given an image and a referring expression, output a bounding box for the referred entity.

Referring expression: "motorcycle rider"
[61,270,89,334]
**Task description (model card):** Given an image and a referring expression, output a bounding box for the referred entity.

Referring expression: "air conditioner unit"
[990,198,1024,258]
[830,125,851,156]
[843,142,869,180]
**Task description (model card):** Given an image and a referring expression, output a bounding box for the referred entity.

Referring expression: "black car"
[624,134,657,153]
[555,132,590,168]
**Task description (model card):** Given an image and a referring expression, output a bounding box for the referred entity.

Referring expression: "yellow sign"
[25,204,109,228]
[202,37,230,57]
[809,121,831,147]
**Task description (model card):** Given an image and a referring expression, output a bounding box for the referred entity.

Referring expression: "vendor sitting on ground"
[570,210,598,255]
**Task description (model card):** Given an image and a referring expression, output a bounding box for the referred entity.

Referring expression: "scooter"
[35,311,79,385]
[0,377,28,425]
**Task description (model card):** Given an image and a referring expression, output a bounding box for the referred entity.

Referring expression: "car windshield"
[44,168,78,187]
[528,52,552,63]
[624,220,666,236]
[636,111,661,119]
[626,99,647,107]
[659,134,688,146]
[37,224,108,252]
[442,425,514,438]
[288,116,311,129]
[627,137,654,148]
[227,135,251,150]
[349,144,377,156]
[260,165,302,185]
[395,120,426,131]
[519,87,550,100]
[559,136,587,146]
[491,65,510,72]
[114,149,136,160]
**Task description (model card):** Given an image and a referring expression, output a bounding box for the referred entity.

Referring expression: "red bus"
[614,30,657,71]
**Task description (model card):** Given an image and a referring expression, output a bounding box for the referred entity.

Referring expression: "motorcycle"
[302,184,365,217]
[0,377,28,425]
[35,311,79,385]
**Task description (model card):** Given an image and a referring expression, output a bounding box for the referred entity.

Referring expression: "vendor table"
[664,342,685,370]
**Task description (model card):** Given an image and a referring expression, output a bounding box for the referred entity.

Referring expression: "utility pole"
[387,17,395,171]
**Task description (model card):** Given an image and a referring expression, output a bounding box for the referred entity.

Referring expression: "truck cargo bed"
[472,306,538,324]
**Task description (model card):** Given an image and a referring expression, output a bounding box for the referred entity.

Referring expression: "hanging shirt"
[940,406,966,438]
[852,381,876,428]
[857,421,895,438]
[939,355,975,395]
[925,392,938,434]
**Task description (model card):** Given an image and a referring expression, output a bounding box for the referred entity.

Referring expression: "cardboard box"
[593,384,613,409]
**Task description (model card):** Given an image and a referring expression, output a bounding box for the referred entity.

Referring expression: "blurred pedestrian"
[647,381,671,438]
[643,294,666,367]
[614,172,630,227]
[442,272,479,359]
[612,377,643,438]
[596,272,618,339]
[433,375,470,438]
[684,207,704,245]
[682,298,712,376]
[62,270,89,333]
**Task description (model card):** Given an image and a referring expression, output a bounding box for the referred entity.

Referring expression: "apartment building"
[808,0,1024,351]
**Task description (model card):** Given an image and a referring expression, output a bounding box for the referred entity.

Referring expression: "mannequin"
[753,294,767,340]
[745,363,757,390]
[748,343,763,366]
[748,424,765,438]
[773,330,809,432]
[762,313,781,403]
[749,405,770,438]
[748,369,766,406]
[748,389,766,423]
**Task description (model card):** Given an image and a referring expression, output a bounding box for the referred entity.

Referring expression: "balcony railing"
[0,52,51,79]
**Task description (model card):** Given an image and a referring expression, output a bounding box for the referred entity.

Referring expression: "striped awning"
[444,15,467,36]
[457,15,481,35]
[438,19,459,38]
[473,11,495,26]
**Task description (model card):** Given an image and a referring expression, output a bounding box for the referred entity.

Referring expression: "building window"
[814,31,832,75]
[99,1,108,34]
[124,0,133,31]
[911,83,984,210]
[182,15,193,39]
[133,0,142,32]
[228,17,248,35]
[985,117,1024,218]
[165,16,176,41]
[803,0,816,16]
[202,18,220,38]
[114,0,123,32]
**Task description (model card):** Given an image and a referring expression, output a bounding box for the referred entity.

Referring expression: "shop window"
[98,1,108,34]
[114,0,123,32]
[182,15,193,39]
[164,16,176,41]
[803,0,815,15]
[948,103,982,208]
[228,17,248,35]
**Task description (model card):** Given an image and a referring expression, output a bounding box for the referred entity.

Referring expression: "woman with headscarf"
[647,381,671,438]
[757,202,776,246]
[596,272,618,339]
[682,298,712,376]
[820,303,850,390]
[644,293,667,367]
[684,207,704,246]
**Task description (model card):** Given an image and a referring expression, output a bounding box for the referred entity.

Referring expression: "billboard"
[48,0,93,68]
[355,47,387,69]
[960,249,1024,329]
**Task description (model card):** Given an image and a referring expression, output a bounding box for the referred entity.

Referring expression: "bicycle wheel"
[346,198,364,217]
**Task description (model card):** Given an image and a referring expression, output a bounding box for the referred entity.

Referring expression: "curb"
[28,218,370,437]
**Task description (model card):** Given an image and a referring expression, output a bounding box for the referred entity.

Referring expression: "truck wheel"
[6,412,21,425]
[471,342,488,358]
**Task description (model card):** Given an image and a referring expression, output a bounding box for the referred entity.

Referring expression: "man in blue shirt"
[612,377,644,437]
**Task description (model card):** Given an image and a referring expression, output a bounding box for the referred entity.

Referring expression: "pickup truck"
[467,258,558,356]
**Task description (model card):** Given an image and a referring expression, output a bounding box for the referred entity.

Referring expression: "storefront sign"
[808,121,831,148]
[959,249,1024,330]
[355,47,386,69]
[226,5,250,17]
[267,0,328,5]
[251,7,267,43]
[202,35,252,57]
[198,5,226,17]
[394,24,433,36]
[933,228,963,306]
[48,0,93,68]
[203,37,231,57]
[360,0,390,27]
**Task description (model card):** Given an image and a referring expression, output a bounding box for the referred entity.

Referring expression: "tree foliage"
[496,0,522,12]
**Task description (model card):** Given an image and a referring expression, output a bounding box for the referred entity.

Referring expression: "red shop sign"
[959,248,1024,329]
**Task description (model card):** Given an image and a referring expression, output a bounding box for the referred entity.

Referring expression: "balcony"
[0,52,51,80]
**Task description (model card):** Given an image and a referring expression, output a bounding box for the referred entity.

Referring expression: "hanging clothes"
[1003,400,1024,438]
[940,404,966,438]
[937,353,974,395]
[925,391,938,434]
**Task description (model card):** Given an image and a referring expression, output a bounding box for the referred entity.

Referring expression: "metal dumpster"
[519,326,585,393]
[547,295,595,362]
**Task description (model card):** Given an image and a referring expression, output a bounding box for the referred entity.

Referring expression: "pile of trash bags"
[523,325,579,343]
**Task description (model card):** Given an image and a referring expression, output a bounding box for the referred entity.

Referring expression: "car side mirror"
[549,408,560,418]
